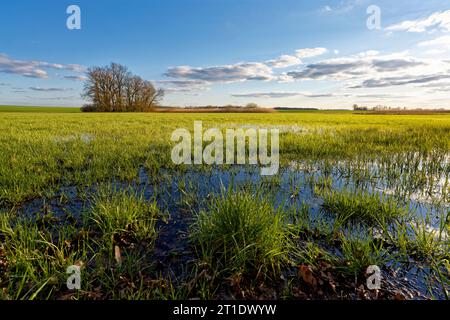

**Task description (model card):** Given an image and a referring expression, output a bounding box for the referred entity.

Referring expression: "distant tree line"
[82,63,164,112]
[352,104,369,111]
[274,107,319,111]
[182,103,261,109]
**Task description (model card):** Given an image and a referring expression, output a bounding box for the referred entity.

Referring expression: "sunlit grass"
[321,189,408,226]
[0,110,449,299]
[1,112,450,205]
[0,210,89,299]
[191,189,291,279]
[338,233,388,276]
[89,185,160,249]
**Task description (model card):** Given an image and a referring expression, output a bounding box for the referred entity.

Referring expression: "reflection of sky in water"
[15,159,449,300]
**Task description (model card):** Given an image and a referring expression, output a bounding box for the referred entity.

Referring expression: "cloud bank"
[0,54,86,79]
[386,10,450,33]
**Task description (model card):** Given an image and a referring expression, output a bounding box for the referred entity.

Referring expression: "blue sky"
[1,0,450,108]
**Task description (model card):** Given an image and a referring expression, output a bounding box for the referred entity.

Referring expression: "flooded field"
[0,112,449,300]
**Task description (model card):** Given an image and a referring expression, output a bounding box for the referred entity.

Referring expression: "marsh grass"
[297,241,337,267]
[321,189,408,227]
[2,112,450,206]
[191,189,292,280]
[309,174,333,191]
[0,183,165,300]
[0,210,90,299]
[89,185,159,250]
[1,111,450,299]
[338,232,388,276]
[408,220,449,261]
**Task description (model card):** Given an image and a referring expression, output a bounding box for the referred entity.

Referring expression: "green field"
[0,109,449,300]
[0,105,81,113]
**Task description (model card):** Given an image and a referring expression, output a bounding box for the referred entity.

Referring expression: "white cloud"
[320,0,367,14]
[386,10,450,33]
[165,62,274,84]
[0,54,86,79]
[64,75,88,81]
[276,73,296,83]
[322,5,332,13]
[354,50,380,58]
[424,49,447,55]
[230,91,412,103]
[232,91,305,98]
[284,50,450,93]
[29,87,74,92]
[25,95,79,101]
[155,80,210,93]
[163,48,329,91]
[350,74,450,88]
[418,81,450,91]
[64,64,86,73]
[295,48,328,58]
[231,91,351,99]
[265,55,302,68]
[418,35,450,48]
[163,48,450,99]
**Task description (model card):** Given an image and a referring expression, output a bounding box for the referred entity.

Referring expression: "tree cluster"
[352,104,369,111]
[82,63,164,112]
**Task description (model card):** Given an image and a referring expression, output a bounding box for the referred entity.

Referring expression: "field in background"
[0,109,449,300]
[4,105,450,115]
[0,106,81,113]
[2,110,449,204]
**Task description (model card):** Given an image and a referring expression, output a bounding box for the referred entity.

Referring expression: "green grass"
[0,210,90,299]
[89,185,160,250]
[0,105,81,113]
[0,184,166,300]
[191,189,291,279]
[1,111,449,206]
[338,233,388,276]
[321,189,408,226]
[408,220,449,260]
[0,109,449,299]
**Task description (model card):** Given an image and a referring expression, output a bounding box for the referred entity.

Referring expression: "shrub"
[81,104,97,112]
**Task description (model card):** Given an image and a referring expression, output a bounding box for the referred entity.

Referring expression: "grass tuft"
[338,233,388,276]
[89,185,160,249]
[191,189,291,279]
[321,189,408,226]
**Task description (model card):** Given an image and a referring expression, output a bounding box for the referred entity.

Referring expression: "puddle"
[8,159,450,300]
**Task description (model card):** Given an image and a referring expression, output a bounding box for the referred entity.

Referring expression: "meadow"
[0,106,81,113]
[0,108,449,300]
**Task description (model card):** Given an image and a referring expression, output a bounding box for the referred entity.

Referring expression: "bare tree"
[82,63,164,112]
